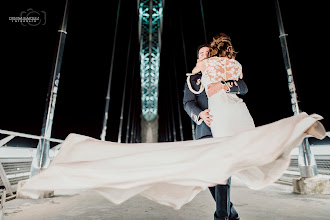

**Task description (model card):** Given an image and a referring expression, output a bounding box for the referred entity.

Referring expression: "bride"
[19,34,326,211]
[192,33,255,138]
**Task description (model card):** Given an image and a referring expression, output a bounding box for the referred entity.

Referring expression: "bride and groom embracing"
[183,33,249,219]
[19,33,326,218]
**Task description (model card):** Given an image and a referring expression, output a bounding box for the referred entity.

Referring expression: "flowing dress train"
[19,113,325,210]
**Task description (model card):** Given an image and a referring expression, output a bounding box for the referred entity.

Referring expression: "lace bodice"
[201,57,243,98]
[202,57,242,83]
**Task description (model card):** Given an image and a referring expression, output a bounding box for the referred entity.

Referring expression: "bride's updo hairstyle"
[208,33,237,59]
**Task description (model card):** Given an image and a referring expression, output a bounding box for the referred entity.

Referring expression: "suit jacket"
[183,73,248,140]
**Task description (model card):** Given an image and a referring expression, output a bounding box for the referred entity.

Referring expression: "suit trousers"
[200,135,239,220]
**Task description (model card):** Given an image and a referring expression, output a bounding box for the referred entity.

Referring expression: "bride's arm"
[192,61,203,74]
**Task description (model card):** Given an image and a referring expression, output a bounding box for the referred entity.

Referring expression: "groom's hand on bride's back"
[199,109,213,127]
[207,81,229,97]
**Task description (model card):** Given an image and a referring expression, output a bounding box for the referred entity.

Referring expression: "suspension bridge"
[1,0,330,219]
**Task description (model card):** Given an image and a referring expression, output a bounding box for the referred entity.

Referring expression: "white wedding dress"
[19,57,326,210]
[201,57,255,138]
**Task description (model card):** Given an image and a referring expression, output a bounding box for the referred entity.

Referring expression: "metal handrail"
[0,129,64,146]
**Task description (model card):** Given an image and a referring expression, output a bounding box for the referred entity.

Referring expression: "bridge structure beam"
[138,0,163,142]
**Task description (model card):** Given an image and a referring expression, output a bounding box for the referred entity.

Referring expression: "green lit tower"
[138,0,163,142]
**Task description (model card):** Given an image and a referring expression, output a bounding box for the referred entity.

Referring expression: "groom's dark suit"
[183,73,247,220]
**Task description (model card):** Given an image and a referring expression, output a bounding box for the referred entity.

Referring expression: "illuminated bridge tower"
[138,0,163,142]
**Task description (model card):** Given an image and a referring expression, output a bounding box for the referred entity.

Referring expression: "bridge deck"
[3,176,330,220]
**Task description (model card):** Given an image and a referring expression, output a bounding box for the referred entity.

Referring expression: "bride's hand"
[196,58,203,63]
[192,59,203,74]
[207,81,229,97]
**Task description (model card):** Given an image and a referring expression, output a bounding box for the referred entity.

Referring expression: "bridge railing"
[0,129,63,197]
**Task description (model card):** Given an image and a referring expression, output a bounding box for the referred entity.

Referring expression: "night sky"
[2,0,329,147]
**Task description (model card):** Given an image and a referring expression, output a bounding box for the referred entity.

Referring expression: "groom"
[183,44,246,220]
